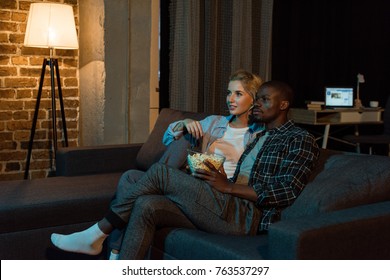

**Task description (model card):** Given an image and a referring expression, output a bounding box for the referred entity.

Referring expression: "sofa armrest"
[56,144,143,176]
[268,201,390,260]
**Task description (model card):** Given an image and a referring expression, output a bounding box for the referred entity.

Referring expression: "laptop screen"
[325,87,354,108]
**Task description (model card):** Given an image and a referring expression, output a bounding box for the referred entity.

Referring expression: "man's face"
[252,86,285,124]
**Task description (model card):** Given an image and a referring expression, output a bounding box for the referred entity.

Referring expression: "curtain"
[169,0,274,114]
[272,0,390,108]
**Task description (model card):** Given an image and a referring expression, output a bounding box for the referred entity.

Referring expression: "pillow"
[135,108,208,170]
[282,152,390,220]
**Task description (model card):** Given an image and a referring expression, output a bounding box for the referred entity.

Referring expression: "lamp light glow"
[24,3,78,50]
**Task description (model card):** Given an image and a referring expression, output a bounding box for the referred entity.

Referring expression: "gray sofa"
[1,108,390,260]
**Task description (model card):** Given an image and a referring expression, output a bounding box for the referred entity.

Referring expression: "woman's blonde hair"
[229,69,263,100]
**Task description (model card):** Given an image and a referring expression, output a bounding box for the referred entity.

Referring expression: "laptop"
[325,87,354,109]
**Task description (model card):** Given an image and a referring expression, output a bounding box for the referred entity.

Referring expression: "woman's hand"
[182,119,203,139]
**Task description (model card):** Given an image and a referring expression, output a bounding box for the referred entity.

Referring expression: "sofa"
[1,108,390,260]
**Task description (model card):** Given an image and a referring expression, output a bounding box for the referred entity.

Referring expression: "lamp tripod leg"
[54,59,68,146]
[24,59,47,179]
[49,59,58,159]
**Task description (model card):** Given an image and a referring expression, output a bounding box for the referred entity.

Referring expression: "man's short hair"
[258,80,294,106]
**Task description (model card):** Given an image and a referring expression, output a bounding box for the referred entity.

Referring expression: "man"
[51,80,319,259]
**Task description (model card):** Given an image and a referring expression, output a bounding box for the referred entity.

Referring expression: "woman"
[51,69,264,259]
[163,69,264,178]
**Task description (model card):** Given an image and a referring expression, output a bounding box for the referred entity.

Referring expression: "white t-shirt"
[235,132,269,185]
[207,124,248,178]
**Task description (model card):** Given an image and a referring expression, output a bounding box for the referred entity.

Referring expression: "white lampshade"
[24,3,78,50]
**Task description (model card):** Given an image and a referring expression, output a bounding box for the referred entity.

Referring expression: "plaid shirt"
[230,120,319,232]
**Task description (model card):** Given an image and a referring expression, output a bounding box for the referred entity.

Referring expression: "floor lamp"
[23,3,79,179]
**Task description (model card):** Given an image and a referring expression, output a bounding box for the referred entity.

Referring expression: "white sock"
[109,251,120,260]
[51,223,108,255]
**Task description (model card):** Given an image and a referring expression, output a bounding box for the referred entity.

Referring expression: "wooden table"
[289,108,384,148]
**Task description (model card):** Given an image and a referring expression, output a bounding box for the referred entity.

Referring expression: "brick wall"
[0,0,79,180]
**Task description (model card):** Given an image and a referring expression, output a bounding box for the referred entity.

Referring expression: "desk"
[289,108,384,148]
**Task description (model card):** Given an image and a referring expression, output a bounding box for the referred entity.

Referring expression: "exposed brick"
[13,111,29,120]
[64,78,78,87]
[0,100,24,110]
[30,57,45,66]
[0,22,18,32]
[21,46,50,56]
[65,0,78,5]
[20,140,50,150]
[19,67,42,77]
[67,140,78,147]
[5,162,21,172]
[0,173,24,181]
[0,151,26,161]
[0,33,8,43]
[19,23,26,33]
[7,120,32,131]
[16,89,32,99]
[32,150,51,160]
[9,33,25,44]
[0,55,9,65]
[32,89,51,100]
[18,1,31,11]
[13,130,30,141]
[66,130,79,139]
[67,98,80,106]
[56,49,78,57]
[0,0,17,10]
[65,109,78,118]
[0,44,17,54]
[0,131,12,141]
[59,68,77,77]
[25,99,51,110]
[0,89,16,98]
[4,77,36,87]
[62,88,79,97]
[11,56,28,65]
[11,12,27,22]
[63,58,78,67]
[65,120,78,129]
[0,66,17,76]
[0,141,17,150]
[0,11,11,20]
[30,170,48,180]
[0,111,12,121]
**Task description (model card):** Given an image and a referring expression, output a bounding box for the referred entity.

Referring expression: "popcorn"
[187,150,225,173]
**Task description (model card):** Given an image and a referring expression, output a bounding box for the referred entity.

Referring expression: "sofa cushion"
[0,173,120,234]
[136,108,208,171]
[282,151,390,220]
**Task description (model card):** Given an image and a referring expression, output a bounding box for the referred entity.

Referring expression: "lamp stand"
[24,50,68,179]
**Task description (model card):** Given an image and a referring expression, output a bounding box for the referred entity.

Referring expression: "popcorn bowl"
[187,149,225,173]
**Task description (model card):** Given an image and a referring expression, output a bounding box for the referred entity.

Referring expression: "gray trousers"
[107,163,261,259]
[108,169,146,252]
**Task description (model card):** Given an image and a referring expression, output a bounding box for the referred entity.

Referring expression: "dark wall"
[272,0,390,108]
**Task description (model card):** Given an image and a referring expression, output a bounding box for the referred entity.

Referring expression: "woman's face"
[226,80,254,117]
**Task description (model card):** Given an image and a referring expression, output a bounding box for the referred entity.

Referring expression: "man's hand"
[191,160,232,193]
[192,160,258,202]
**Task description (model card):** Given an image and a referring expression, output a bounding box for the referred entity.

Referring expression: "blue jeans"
[106,163,261,259]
